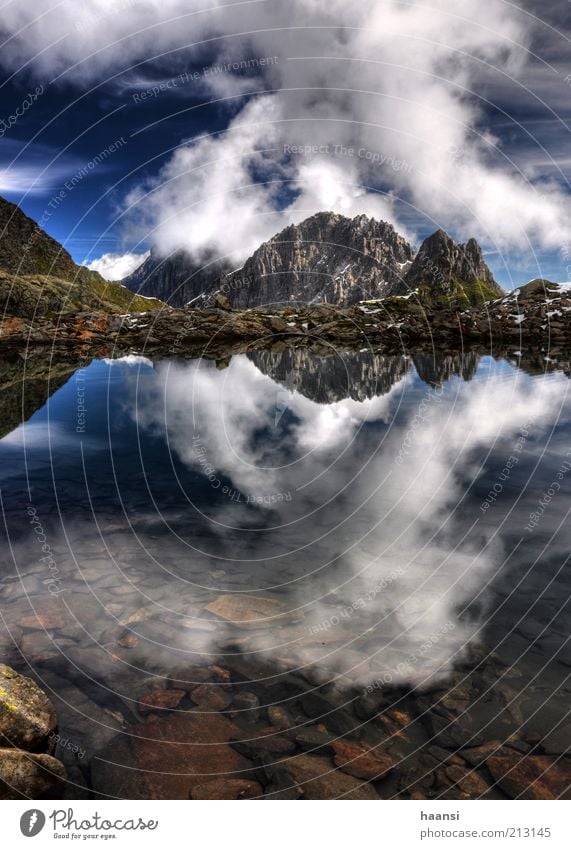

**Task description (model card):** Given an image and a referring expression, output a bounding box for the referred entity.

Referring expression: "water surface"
[1,349,569,799]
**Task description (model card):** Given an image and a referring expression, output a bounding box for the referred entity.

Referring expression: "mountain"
[0,195,163,318]
[122,249,230,307]
[0,195,96,283]
[395,229,503,305]
[0,350,77,439]
[122,212,502,308]
[217,212,414,307]
[412,351,481,386]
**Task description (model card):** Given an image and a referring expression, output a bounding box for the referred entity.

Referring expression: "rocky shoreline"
[1,280,570,367]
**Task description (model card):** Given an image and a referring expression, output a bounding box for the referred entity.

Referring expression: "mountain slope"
[0,196,163,318]
[0,195,96,282]
[122,249,229,307]
[0,269,163,319]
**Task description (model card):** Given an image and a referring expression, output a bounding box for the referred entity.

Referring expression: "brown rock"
[487,752,571,800]
[214,293,232,311]
[229,690,260,720]
[166,666,213,690]
[18,632,60,663]
[267,705,294,729]
[205,594,298,627]
[209,665,232,683]
[91,712,251,799]
[269,317,288,333]
[138,689,186,714]
[190,778,263,799]
[124,606,150,625]
[117,632,139,648]
[19,597,66,630]
[0,748,66,799]
[232,727,297,756]
[295,726,335,753]
[332,739,395,781]
[443,765,493,798]
[190,684,232,711]
[0,664,57,750]
[279,754,380,799]
[461,740,503,767]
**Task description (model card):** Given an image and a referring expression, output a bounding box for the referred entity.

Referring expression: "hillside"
[0,196,163,318]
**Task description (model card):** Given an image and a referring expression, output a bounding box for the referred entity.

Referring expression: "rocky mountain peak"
[121,247,231,307]
[122,210,502,308]
[214,211,415,308]
[398,228,502,304]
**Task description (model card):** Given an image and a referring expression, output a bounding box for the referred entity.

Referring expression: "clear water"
[0,349,569,798]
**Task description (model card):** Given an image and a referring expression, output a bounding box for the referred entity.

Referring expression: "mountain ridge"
[122,211,503,307]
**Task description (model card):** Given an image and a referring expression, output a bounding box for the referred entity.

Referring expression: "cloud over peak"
[2,0,569,270]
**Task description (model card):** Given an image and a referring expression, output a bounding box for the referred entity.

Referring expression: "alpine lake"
[0,344,569,800]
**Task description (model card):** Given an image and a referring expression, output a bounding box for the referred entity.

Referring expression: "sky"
[0,0,570,288]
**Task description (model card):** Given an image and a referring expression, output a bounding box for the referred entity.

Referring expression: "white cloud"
[1,0,570,262]
[84,251,150,280]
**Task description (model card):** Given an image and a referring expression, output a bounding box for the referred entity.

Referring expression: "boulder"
[189,778,263,799]
[332,739,395,781]
[0,747,66,799]
[90,711,252,799]
[0,664,57,750]
[205,594,297,627]
[138,688,186,715]
[271,753,380,799]
[486,751,571,800]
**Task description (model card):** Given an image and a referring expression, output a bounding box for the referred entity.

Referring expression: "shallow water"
[1,349,570,799]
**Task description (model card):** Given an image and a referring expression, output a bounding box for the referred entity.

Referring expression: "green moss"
[374,296,424,315]
[415,277,499,308]
[0,270,164,319]
[87,277,163,312]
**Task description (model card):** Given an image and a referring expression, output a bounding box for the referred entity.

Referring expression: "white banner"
[3,800,570,848]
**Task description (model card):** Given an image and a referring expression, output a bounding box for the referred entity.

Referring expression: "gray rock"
[398,229,502,303]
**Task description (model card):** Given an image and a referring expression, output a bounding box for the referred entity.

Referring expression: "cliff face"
[217,212,414,308]
[396,230,503,304]
[121,211,503,308]
[247,348,412,404]
[247,348,483,403]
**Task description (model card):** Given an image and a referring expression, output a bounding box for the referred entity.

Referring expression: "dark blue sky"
[0,66,230,258]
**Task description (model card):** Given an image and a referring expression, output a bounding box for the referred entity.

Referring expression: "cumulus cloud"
[84,250,150,280]
[1,0,570,263]
[124,95,404,265]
